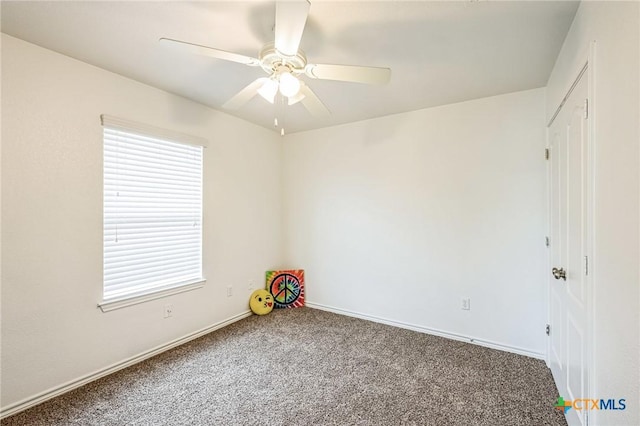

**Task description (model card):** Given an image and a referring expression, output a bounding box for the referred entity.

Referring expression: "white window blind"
[102,116,204,303]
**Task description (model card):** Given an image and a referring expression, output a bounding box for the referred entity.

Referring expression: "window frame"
[98,115,206,312]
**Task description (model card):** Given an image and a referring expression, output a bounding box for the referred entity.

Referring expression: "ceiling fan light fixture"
[278,72,301,98]
[257,78,279,104]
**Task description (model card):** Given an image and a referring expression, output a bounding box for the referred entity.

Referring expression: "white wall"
[282,88,547,357]
[546,2,639,425]
[1,35,283,409]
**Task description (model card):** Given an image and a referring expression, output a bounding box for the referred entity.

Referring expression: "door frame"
[545,40,597,423]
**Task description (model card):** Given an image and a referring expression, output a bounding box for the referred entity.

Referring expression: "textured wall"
[282,88,547,357]
[1,34,283,408]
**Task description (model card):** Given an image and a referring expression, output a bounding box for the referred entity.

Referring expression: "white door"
[548,66,591,426]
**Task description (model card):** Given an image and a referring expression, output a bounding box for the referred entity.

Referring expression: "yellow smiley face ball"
[249,289,274,316]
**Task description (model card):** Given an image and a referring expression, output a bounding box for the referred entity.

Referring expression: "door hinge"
[545,148,550,160]
[585,256,589,276]
[545,236,550,247]
[546,324,550,336]
[584,98,589,119]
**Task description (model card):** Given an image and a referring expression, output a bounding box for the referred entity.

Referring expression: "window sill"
[98,279,206,312]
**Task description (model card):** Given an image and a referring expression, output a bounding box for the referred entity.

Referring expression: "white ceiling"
[1,1,579,134]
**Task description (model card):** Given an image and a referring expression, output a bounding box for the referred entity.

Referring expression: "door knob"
[552,267,566,281]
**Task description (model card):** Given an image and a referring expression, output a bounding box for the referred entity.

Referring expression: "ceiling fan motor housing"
[259,42,307,75]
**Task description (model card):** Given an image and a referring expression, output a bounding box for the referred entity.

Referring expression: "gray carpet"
[2,308,566,425]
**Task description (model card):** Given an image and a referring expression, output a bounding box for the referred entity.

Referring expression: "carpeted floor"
[2,308,567,425]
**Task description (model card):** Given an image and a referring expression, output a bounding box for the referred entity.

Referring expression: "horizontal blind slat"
[104,275,202,299]
[104,129,204,151]
[104,260,201,282]
[105,180,201,193]
[103,138,202,157]
[104,151,202,174]
[104,227,200,239]
[104,239,200,254]
[103,128,204,152]
[104,247,201,267]
[105,270,202,293]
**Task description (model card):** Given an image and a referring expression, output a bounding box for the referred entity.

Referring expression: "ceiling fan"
[160,0,391,132]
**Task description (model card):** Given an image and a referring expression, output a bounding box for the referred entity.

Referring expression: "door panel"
[567,313,584,403]
[567,101,587,306]
[548,67,589,426]
[549,105,567,389]
[550,290,563,371]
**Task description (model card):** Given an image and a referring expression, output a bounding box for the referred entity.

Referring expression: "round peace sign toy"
[266,269,305,309]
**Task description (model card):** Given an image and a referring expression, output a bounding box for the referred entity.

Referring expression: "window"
[100,116,205,310]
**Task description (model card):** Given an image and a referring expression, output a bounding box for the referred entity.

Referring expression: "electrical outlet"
[227,285,233,297]
[164,304,173,318]
[462,298,471,310]
[248,281,254,292]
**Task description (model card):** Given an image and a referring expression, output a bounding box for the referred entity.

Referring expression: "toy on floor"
[249,289,274,315]
[266,269,305,308]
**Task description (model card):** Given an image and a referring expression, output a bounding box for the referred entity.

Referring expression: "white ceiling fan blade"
[160,38,260,66]
[288,90,306,106]
[305,64,391,85]
[275,0,310,56]
[299,83,330,118]
[223,78,269,109]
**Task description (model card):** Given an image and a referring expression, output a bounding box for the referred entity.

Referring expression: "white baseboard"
[305,302,545,360]
[0,310,252,419]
